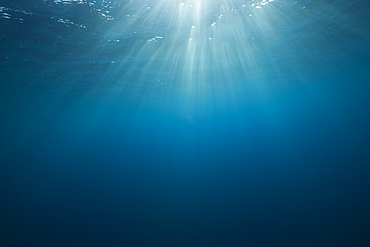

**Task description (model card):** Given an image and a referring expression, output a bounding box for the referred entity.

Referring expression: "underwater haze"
[1,0,370,246]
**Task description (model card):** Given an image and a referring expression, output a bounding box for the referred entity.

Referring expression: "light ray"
[96,0,276,105]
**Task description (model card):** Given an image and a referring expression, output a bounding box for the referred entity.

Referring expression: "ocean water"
[1,0,369,246]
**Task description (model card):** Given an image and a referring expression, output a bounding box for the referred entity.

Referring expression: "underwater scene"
[1,0,370,246]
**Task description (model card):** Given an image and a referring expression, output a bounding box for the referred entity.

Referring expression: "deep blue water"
[1,0,370,246]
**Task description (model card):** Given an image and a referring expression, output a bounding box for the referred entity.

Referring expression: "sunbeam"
[94,0,276,103]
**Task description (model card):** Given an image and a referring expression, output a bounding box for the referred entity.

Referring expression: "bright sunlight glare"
[97,0,277,103]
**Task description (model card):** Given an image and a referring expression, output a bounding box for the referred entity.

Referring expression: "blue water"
[1,0,370,246]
